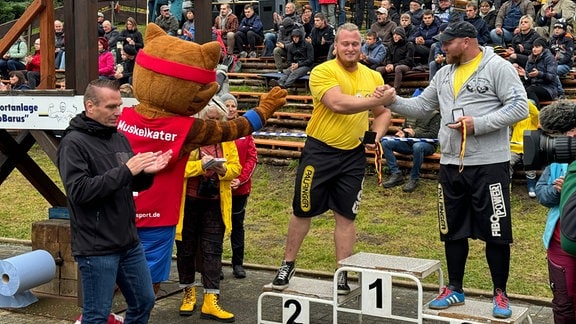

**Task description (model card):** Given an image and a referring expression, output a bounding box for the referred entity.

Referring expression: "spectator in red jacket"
[222,92,258,279]
[25,38,41,89]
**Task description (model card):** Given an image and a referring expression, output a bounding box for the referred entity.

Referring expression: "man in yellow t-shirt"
[271,23,397,294]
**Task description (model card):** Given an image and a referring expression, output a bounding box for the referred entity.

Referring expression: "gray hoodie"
[389,46,528,166]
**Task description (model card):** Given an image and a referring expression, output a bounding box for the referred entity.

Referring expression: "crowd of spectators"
[4,0,576,99]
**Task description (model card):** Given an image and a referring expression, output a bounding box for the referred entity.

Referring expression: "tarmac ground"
[0,242,554,323]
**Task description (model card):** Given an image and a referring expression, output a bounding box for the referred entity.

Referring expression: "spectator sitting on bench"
[155,5,179,36]
[429,23,447,80]
[306,13,334,64]
[25,39,41,89]
[118,17,144,52]
[381,110,440,192]
[408,10,441,65]
[213,4,238,55]
[98,37,115,80]
[269,29,313,89]
[0,36,27,80]
[300,4,314,38]
[399,13,418,40]
[0,71,31,91]
[549,19,573,98]
[377,27,415,92]
[513,37,559,108]
[114,45,137,86]
[263,2,299,57]
[180,9,195,42]
[506,15,539,68]
[360,31,387,70]
[371,7,397,48]
[273,17,304,72]
[235,4,264,58]
[464,1,491,45]
[54,20,65,70]
[479,0,497,30]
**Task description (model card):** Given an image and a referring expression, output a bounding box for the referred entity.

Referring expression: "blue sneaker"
[428,286,465,309]
[493,289,512,318]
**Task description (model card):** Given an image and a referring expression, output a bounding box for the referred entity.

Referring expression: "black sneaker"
[232,264,246,279]
[402,179,419,192]
[382,173,404,188]
[337,271,350,295]
[269,79,280,88]
[272,261,295,290]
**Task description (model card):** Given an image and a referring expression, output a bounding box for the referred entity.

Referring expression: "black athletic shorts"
[292,137,366,220]
[437,162,513,243]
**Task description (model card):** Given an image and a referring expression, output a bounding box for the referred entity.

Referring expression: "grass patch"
[0,145,552,298]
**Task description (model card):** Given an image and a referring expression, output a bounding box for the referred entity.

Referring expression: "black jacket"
[287,38,314,68]
[309,24,335,62]
[58,113,154,256]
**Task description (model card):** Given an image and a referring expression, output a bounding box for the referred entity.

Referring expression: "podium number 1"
[362,271,393,317]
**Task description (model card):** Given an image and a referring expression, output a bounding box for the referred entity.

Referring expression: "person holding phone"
[175,98,241,321]
[386,21,528,318]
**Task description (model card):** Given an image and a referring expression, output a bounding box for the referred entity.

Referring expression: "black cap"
[554,19,567,30]
[533,37,548,48]
[393,26,406,38]
[434,21,478,42]
[123,44,137,56]
[291,29,302,37]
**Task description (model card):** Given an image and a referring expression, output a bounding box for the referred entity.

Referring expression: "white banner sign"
[0,94,138,130]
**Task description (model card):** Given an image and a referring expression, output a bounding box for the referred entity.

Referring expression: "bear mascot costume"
[116,24,287,306]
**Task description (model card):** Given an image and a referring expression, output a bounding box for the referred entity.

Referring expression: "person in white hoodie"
[386,21,528,319]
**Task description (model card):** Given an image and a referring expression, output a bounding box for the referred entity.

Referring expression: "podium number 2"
[282,297,309,323]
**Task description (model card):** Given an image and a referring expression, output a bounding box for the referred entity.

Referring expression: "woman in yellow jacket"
[175,98,241,322]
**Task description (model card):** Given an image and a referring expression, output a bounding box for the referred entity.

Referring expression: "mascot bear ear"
[199,42,223,71]
[144,23,167,42]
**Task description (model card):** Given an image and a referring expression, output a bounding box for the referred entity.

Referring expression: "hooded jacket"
[386,30,415,67]
[390,46,529,166]
[57,112,154,256]
[287,30,314,68]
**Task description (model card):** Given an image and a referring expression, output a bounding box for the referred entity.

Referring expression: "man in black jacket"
[274,29,314,89]
[57,79,172,323]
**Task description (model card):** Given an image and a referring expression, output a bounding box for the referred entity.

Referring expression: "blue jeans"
[263,32,277,56]
[490,28,513,46]
[338,0,347,25]
[76,243,155,324]
[309,0,321,13]
[170,0,183,23]
[381,140,436,179]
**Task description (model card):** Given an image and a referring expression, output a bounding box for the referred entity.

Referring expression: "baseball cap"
[434,21,478,42]
[160,5,170,11]
[97,12,104,18]
[376,7,388,15]
[554,20,567,30]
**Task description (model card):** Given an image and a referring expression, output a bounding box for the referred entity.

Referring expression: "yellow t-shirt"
[307,59,385,150]
[453,51,483,97]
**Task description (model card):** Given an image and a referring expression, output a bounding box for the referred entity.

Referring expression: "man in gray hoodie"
[385,21,528,319]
